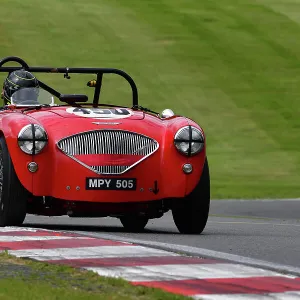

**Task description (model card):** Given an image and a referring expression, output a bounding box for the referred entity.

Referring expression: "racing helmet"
[2,70,39,105]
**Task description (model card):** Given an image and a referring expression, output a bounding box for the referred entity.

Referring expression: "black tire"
[172,157,210,234]
[120,215,149,232]
[0,137,27,226]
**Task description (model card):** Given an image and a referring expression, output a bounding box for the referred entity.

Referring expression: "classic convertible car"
[0,56,210,234]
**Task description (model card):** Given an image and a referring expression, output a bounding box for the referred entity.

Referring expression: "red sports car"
[0,56,210,234]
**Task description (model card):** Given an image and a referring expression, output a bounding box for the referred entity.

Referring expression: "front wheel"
[172,157,210,234]
[0,137,27,226]
[120,215,149,232]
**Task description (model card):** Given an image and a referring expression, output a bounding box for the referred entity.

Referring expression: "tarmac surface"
[24,199,300,268]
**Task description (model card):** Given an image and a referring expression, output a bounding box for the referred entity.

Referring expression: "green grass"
[0,0,300,198]
[0,252,190,300]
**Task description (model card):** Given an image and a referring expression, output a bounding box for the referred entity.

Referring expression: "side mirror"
[161,109,175,119]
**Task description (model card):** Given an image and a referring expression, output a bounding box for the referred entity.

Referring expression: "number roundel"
[66,107,133,119]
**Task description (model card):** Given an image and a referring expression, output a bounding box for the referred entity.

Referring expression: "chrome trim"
[57,129,159,175]
[91,166,128,174]
[92,122,121,125]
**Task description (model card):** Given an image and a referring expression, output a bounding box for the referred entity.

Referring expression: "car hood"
[24,106,179,143]
[45,106,145,120]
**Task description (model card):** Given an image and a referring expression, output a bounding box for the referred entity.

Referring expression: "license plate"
[86,178,137,190]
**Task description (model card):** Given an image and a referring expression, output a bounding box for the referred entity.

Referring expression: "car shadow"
[22,222,180,235]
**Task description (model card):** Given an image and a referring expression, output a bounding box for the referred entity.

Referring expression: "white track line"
[211,221,300,227]
[80,232,300,276]
[8,245,179,261]
[0,236,93,242]
[194,291,300,300]
[0,227,42,232]
[213,199,300,201]
[86,263,290,282]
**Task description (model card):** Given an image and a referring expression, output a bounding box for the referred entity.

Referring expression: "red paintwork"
[133,277,300,296]
[0,238,126,250]
[48,256,221,268]
[73,154,144,166]
[0,105,206,213]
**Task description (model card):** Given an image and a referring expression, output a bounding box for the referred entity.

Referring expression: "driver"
[1,69,39,105]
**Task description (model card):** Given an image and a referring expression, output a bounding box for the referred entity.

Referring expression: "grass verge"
[0,0,300,198]
[0,252,191,300]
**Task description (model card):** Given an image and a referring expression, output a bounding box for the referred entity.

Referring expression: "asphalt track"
[24,199,300,270]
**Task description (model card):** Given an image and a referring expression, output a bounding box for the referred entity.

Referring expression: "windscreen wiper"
[132,105,159,115]
[22,104,51,113]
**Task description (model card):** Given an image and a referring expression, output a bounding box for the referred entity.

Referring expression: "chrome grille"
[57,130,159,175]
[91,166,129,174]
[57,130,158,156]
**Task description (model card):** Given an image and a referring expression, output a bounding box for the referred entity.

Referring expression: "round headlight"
[18,124,48,155]
[174,126,204,156]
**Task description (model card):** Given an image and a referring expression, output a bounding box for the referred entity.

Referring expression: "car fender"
[185,117,207,196]
[161,116,206,197]
[0,112,40,193]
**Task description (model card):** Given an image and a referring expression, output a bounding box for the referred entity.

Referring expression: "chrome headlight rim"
[18,124,48,155]
[174,125,204,157]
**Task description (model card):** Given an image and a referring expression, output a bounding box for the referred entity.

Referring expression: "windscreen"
[11,88,55,106]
